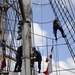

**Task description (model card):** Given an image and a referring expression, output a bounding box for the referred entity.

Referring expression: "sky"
[8,0,75,75]
[32,0,71,60]
[5,0,75,75]
[31,0,75,75]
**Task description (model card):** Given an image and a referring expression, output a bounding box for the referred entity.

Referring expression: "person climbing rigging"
[31,47,42,73]
[14,45,22,72]
[53,17,66,40]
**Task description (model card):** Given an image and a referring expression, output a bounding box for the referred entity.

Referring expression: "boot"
[62,35,66,38]
[38,69,40,73]
[55,37,57,41]
[17,34,22,40]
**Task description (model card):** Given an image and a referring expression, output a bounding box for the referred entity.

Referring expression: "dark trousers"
[31,58,41,70]
[53,26,65,38]
[14,57,22,71]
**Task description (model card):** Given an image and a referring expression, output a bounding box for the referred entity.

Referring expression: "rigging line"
[55,41,58,75]
[33,10,67,24]
[14,9,19,41]
[33,20,53,24]
[52,0,64,22]
[41,0,45,71]
[12,11,17,44]
[0,14,19,21]
[68,0,75,29]
[8,14,16,49]
[0,13,54,24]
[0,27,18,32]
[57,20,68,38]
[4,67,75,74]
[50,0,75,71]
[67,33,75,41]
[33,55,75,74]
[7,17,15,47]
[5,0,19,71]
[72,47,75,51]
[59,0,75,63]
[5,20,11,42]
[5,18,12,42]
[49,0,73,42]
[32,8,36,46]
[65,38,75,63]
[8,44,13,71]
[7,59,10,72]
[51,0,67,41]
[69,0,75,13]
[0,15,53,25]
[63,0,75,26]
[15,15,20,47]
[56,0,75,42]
[52,63,75,74]
[56,40,60,75]
[32,2,50,6]
[68,0,75,20]
[2,64,75,74]
[68,33,75,40]
[57,27,74,40]
[49,0,58,17]
[70,41,75,47]
[62,4,75,41]
[30,32,54,40]
[49,0,66,30]
[5,0,21,15]
[62,0,75,34]
[35,43,66,48]
[32,0,56,25]
[52,68,75,73]
[32,65,75,74]
[46,37,48,59]
[32,0,59,24]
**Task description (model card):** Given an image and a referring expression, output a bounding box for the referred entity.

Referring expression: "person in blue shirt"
[53,17,66,40]
[31,47,42,73]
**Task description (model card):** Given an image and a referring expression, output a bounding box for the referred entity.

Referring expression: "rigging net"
[0,0,22,74]
[49,0,75,63]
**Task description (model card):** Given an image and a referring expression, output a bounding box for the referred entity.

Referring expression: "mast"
[18,0,32,75]
[0,0,9,75]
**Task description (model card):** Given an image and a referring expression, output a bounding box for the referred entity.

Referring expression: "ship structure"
[0,0,75,75]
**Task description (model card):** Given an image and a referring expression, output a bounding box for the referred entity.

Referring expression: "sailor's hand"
[56,22,60,24]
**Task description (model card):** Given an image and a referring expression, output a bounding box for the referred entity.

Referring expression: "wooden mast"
[0,0,9,75]
[18,0,32,75]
